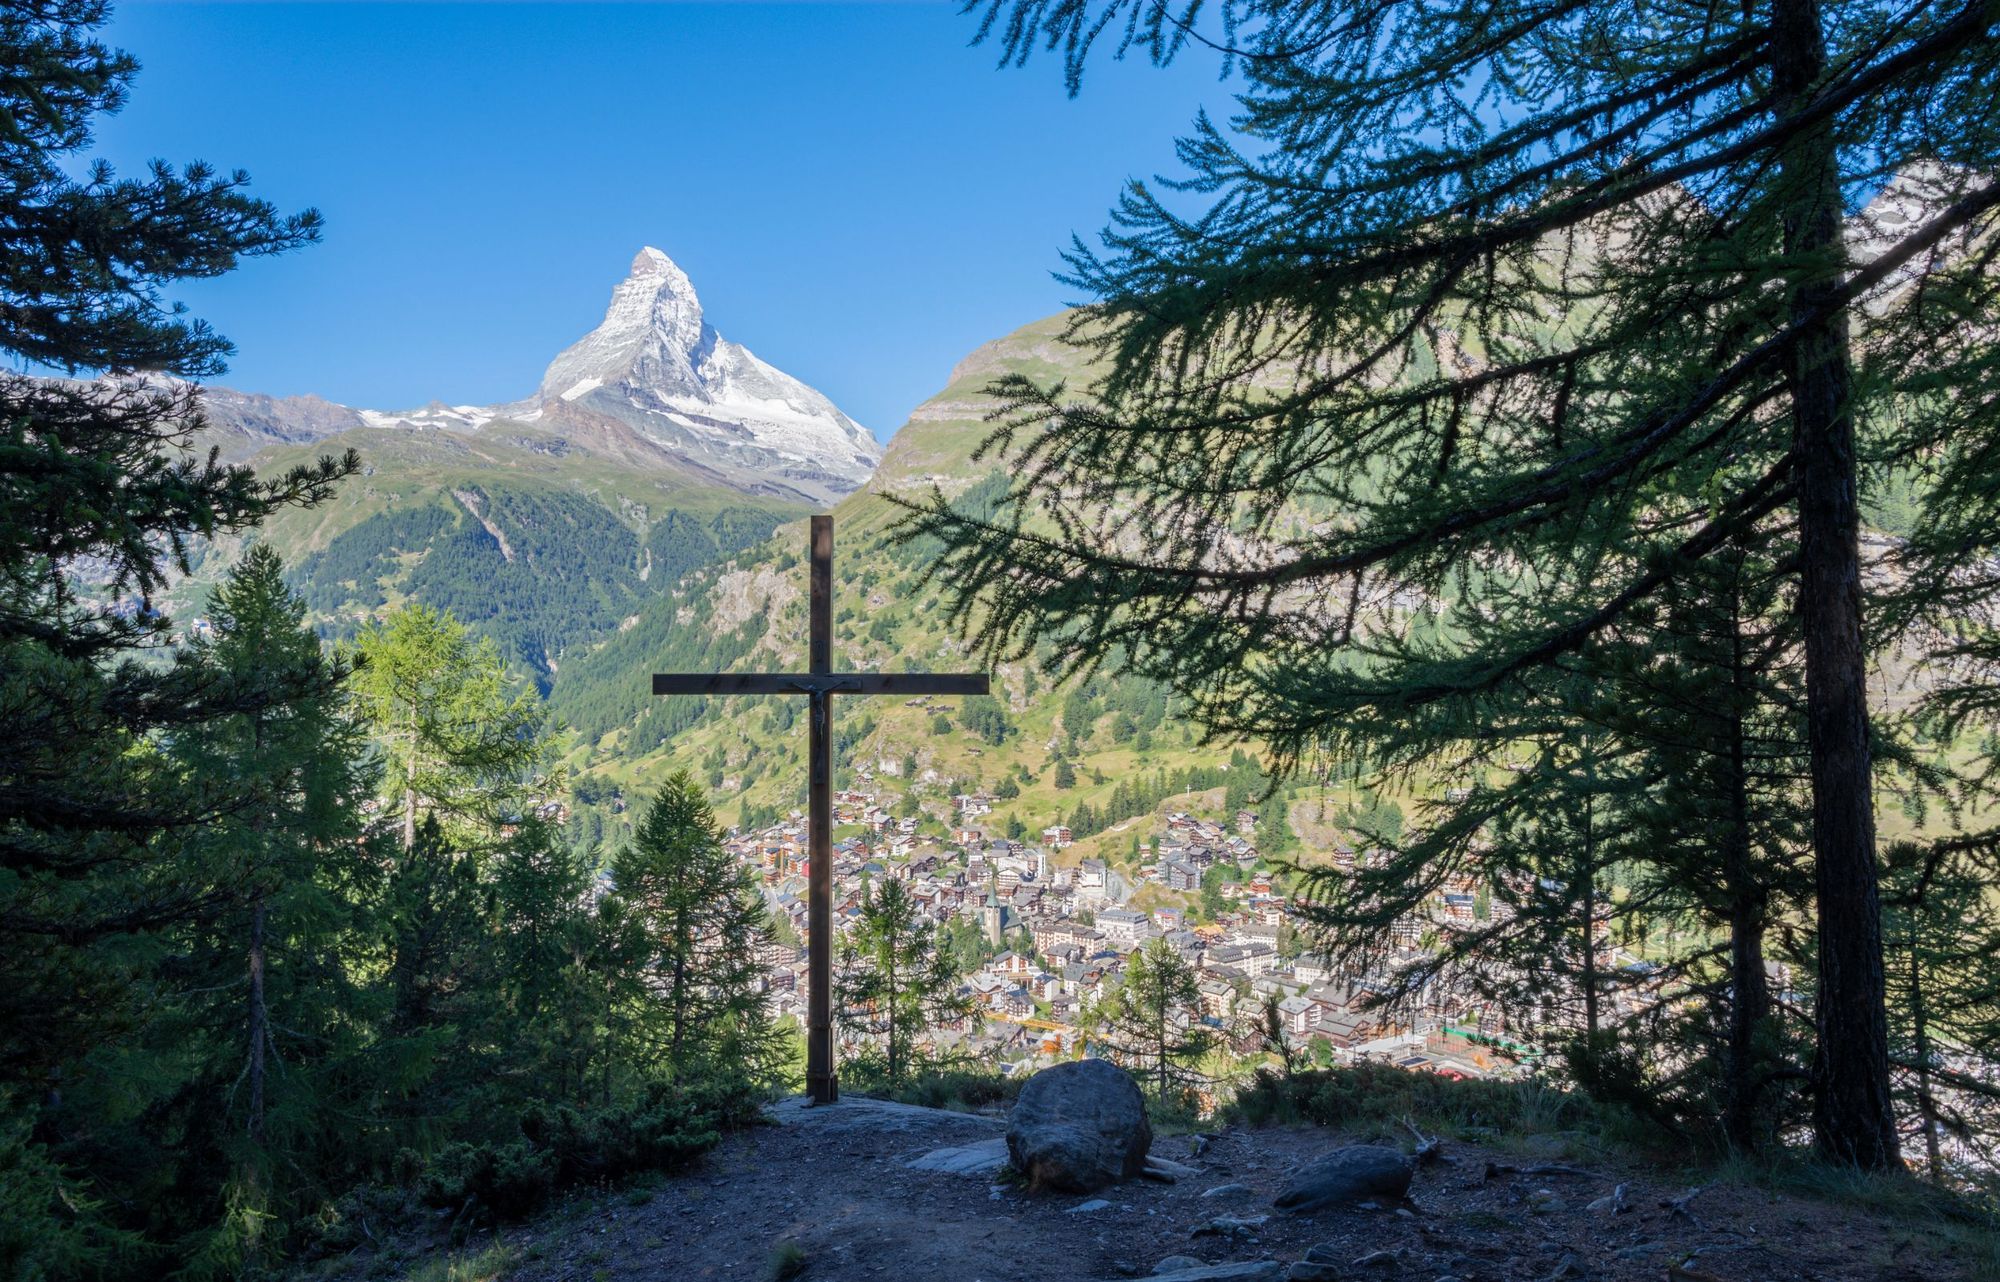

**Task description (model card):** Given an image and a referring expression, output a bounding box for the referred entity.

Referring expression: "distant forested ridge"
[284,485,789,689]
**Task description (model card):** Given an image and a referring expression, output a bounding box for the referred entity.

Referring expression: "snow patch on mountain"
[358,403,501,431]
[534,248,881,495]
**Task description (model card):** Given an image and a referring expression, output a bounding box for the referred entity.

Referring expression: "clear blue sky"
[93,2,1232,438]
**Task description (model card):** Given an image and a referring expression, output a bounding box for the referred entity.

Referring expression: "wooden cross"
[652,515,989,1103]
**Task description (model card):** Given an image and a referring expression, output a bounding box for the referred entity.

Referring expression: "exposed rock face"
[529,247,880,501]
[1271,1144,1414,1213]
[1147,1265,1283,1281]
[1006,1058,1152,1193]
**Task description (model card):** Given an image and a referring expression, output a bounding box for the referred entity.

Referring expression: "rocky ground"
[440,1093,1986,1282]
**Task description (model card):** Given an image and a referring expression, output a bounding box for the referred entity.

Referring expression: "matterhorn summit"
[530,247,881,500]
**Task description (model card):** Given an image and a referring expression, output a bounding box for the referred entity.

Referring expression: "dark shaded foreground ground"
[387,1095,1987,1282]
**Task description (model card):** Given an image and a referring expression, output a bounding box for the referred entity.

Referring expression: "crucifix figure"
[653,514,989,1103]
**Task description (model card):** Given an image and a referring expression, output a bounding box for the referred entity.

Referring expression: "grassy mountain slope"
[546,312,1311,862]
[175,422,806,690]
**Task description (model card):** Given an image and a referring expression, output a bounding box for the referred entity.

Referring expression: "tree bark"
[1721,730,1770,1148]
[402,707,419,851]
[1772,0,1899,1170]
[1721,568,1772,1153]
[1578,775,1599,1041]
[1909,934,1943,1180]
[247,894,268,1147]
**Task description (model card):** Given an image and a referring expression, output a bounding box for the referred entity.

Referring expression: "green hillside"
[175,423,806,690]
[198,311,1339,865]
[542,312,1316,862]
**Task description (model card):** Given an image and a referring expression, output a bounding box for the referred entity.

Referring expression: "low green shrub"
[764,1240,808,1281]
[520,1087,722,1186]
[416,1082,726,1225]
[420,1140,557,1223]
[1225,1062,1621,1145]
[842,1061,1022,1112]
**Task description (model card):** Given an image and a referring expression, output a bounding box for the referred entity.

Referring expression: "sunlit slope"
[177,424,805,689]
[546,311,1275,847]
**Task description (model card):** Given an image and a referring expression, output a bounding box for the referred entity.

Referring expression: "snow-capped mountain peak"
[539,247,707,403]
[528,248,881,499]
[198,247,881,505]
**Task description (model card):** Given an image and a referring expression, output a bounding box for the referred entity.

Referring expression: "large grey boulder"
[1006,1059,1152,1192]
[1272,1144,1414,1213]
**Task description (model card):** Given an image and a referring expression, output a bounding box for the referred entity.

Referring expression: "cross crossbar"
[650,514,988,1105]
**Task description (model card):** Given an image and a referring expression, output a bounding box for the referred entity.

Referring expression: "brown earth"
[447,1095,1984,1282]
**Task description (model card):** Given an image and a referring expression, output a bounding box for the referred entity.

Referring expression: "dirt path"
[494,1095,1973,1282]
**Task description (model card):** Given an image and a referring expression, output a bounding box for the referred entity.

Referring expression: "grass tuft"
[402,1241,517,1282]
[765,1240,808,1281]
[1710,1155,2000,1280]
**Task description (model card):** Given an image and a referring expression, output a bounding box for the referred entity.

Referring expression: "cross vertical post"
[806,515,836,1103]
[649,515,988,1108]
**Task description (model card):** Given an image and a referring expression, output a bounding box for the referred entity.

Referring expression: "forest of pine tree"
[0,7,790,1275]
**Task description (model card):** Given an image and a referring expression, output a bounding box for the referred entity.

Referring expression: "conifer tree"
[1305,543,1816,1150]
[161,545,374,1270]
[837,877,977,1083]
[491,821,605,1100]
[608,773,782,1087]
[381,815,494,1047]
[1882,835,2000,1182]
[350,604,553,849]
[1100,938,1210,1108]
[0,2,351,1263]
[918,0,2000,1166]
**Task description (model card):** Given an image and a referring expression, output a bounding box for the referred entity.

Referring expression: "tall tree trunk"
[1721,716,1771,1150]
[1722,568,1772,1153]
[248,894,269,1147]
[1907,919,1944,1180]
[670,901,690,1074]
[887,938,902,1083]
[402,709,419,851]
[1772,0,1898,1170]
[1578,781,1599,1041]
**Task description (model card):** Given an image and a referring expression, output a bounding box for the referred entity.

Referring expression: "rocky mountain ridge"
[197,247,880,505]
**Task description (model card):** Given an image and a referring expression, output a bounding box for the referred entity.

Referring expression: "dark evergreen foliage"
[0,10,792,1265]
[292,492,788,692]
[1097,937,1210,1110]
[605,773,787,1087]
[0,4,357,1268]
[914,0,2000,1168]
[836,878,980,1083]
